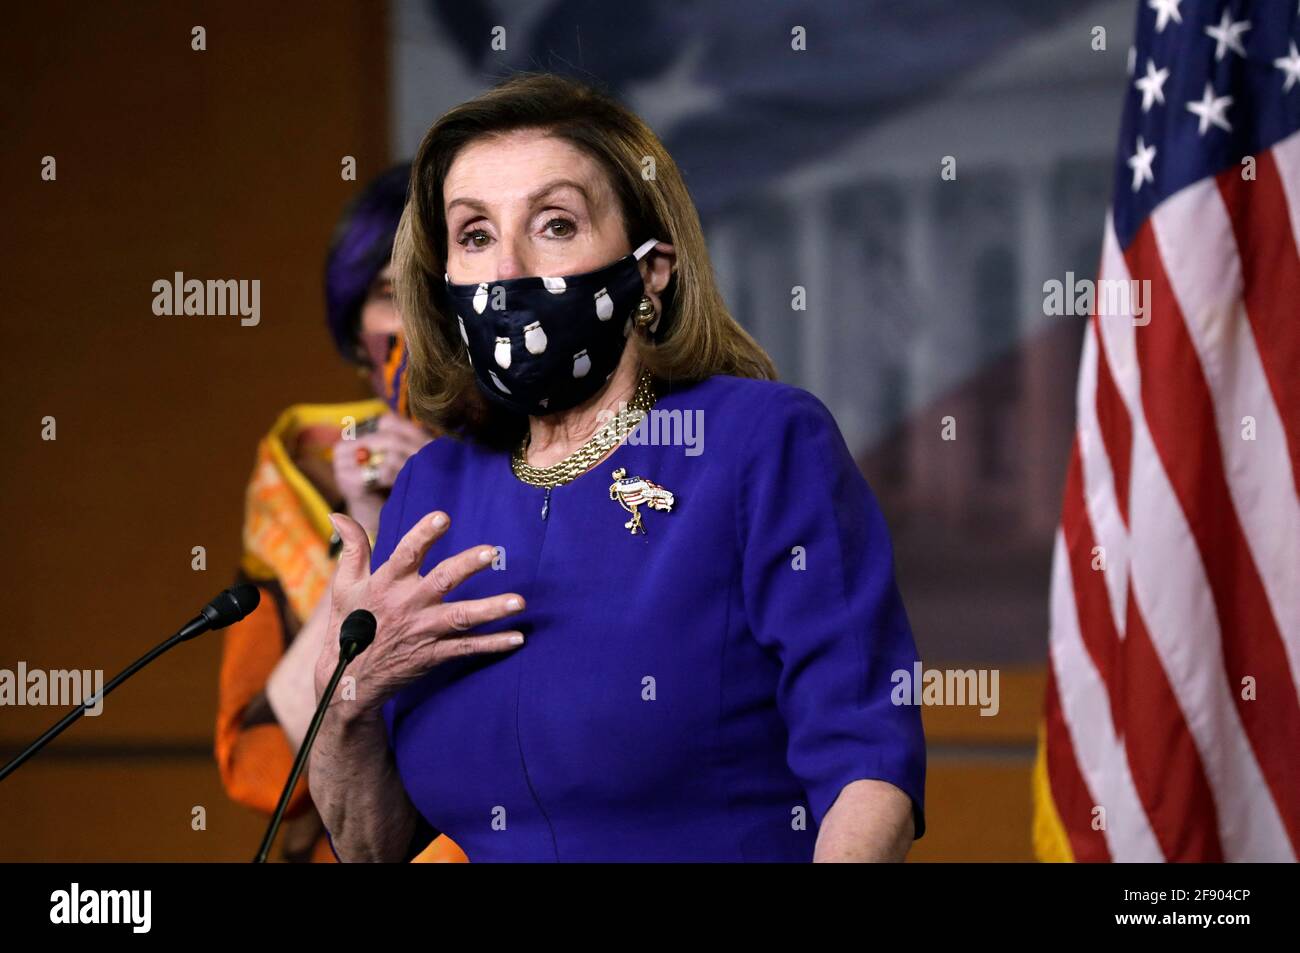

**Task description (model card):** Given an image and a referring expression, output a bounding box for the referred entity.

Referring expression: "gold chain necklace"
[511,368,657,491]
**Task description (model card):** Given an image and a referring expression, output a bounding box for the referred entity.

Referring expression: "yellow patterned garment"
[240,400,386,621]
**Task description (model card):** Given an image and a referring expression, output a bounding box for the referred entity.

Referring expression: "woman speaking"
[310,72,926,862]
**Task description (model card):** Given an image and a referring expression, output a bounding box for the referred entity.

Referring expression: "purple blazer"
[357,374,925,861]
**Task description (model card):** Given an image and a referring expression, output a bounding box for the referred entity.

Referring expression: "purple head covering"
[324,162,412,362]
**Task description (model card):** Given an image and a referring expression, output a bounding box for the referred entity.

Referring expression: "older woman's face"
[443,129,628,285]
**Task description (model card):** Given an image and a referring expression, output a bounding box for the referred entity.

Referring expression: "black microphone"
[339,607,377,662]
[254,609,377,863]
[193,584,261,637]
[0,584,261,783]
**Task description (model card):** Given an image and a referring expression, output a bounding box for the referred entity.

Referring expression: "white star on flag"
[1276,40,1300,93]
[1127,135,1157,191]
[1186,82,1234,135]
[1135,59,1169,112]
[1204,10,1250,61]
[1148,0,1182,33]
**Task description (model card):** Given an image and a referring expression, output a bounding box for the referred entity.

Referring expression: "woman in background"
[213,165,463,862]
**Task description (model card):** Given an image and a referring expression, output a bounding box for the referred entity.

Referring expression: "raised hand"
[313,509,526,716]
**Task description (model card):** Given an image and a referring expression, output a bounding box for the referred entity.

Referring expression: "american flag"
[1033,0,1300,861]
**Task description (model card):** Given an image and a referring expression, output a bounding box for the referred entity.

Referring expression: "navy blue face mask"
[440,238,661,416]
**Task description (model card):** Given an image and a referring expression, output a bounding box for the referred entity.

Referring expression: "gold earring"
[633,295,656,328]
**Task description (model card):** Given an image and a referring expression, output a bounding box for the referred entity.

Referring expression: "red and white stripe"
[1044,129,1300,862]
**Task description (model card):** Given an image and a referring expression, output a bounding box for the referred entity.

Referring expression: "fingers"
[384,509,451,577]
[422,544,501,601]
[365,426,425,463]
[438,630,526,659]
[377,412,432,450]
[423,592,525,634]
[337,430,421,489]
[329,513,373,588]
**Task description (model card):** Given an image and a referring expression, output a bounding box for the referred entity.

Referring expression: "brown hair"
[393,71,777,449]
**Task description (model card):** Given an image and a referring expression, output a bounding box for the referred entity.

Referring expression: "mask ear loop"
[632,238,660,260]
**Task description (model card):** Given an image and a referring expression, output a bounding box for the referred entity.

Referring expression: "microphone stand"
[0,585,260,783]
[253,609,376,863]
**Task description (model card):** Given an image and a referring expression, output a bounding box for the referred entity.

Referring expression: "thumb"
[329,512,373,588]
